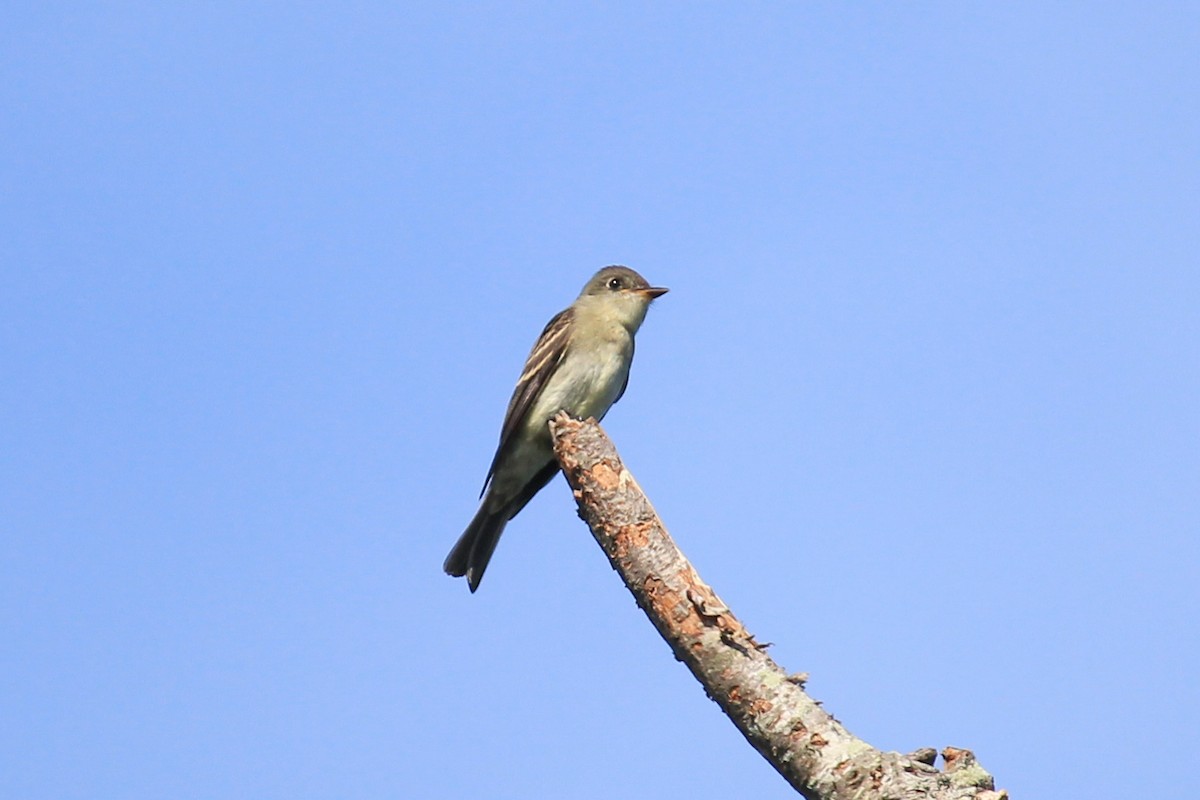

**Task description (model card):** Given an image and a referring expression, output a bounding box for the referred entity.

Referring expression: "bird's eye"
[607,277,622,290]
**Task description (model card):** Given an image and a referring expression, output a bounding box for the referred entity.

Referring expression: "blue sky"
[3,3,1198,798]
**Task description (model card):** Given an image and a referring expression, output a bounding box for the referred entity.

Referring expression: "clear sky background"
[3,4,1197,798]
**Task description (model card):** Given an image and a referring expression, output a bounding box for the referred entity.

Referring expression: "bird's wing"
[612,336,634,406]
[482,306,573,495]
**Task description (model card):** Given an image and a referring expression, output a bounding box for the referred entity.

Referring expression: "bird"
[444,265,668,592]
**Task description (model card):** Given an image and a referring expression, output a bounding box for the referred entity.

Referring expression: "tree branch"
[549,414,1004,800]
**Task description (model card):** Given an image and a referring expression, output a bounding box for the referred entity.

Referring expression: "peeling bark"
[549,414,1004,800]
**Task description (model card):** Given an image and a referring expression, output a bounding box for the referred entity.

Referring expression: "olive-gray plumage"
[443,266,667,591]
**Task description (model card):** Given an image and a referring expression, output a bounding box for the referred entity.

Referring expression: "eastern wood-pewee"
[444,265,668,592]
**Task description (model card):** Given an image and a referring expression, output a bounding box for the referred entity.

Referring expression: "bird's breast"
[529,335,631,428]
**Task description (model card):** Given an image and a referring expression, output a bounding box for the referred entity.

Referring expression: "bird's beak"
[639,286,669,299]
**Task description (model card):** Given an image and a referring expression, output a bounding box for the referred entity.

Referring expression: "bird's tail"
[443,502,508,593]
